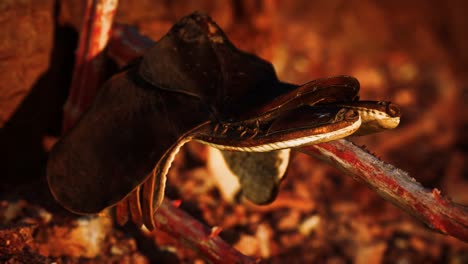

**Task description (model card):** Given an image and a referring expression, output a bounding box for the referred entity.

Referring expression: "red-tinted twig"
[108,24,468,243]
[63,0,118,132]
[108,24,155,66]
[156,199,257,263]
[300,140,468,242]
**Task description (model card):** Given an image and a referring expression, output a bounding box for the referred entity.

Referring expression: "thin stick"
[299,140,468,242]
[62,0,118,132]
[156,199,258,263]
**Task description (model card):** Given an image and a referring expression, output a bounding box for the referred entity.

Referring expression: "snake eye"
[386,103,401,117]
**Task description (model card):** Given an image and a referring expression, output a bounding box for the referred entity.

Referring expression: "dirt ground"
[1,0,467,263]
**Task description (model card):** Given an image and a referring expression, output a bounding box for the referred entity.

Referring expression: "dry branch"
[63,0,118,131]
[299,140,468,242]
[155,200,257,263]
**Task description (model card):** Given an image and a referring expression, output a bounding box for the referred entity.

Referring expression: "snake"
[47,12,400,230]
